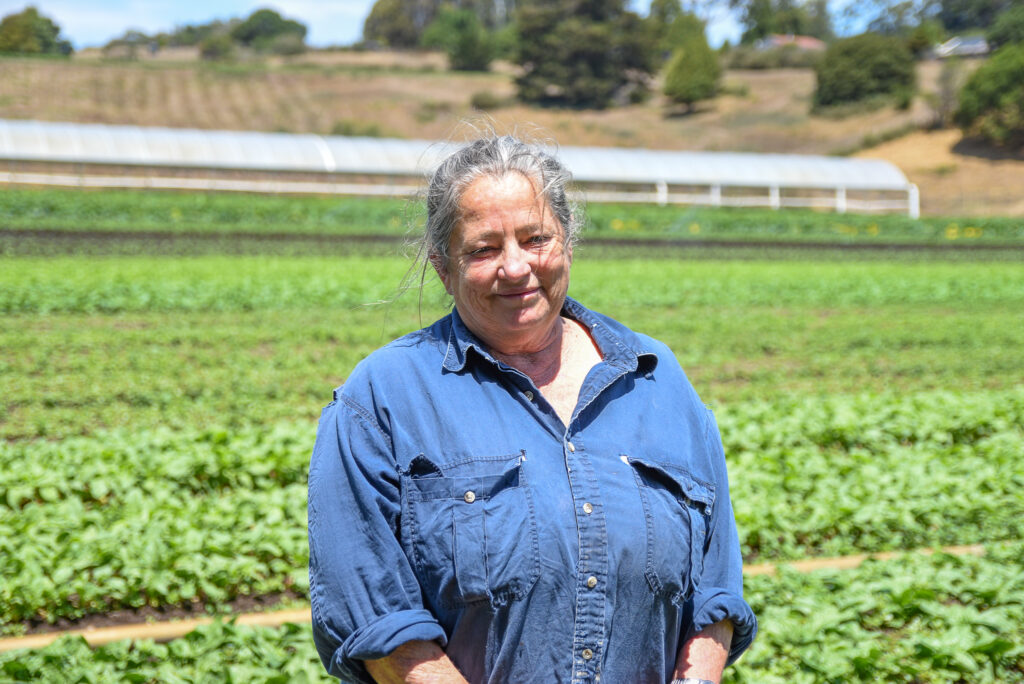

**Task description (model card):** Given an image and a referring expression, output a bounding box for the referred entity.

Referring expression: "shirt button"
[567,442,576,452]
[524,390,534,401]
[586,575,598,588]
[581,648,593,660]
[463,491,476,503]
[582,502,593,514]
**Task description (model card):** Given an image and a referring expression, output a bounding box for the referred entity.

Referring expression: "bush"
[813,32,915,109]
[955,44,1024,148]
[470,90,504,110]
[0,6,71,55]
[663,34,721,111]
[987,6,1024,50]
[421,7,492,71]
[199,34,235,61]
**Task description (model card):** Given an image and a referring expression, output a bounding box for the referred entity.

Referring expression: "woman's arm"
[365,640,469,684]
[673,618,733,684]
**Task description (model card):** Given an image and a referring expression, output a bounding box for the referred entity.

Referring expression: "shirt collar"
[441,296,658,374]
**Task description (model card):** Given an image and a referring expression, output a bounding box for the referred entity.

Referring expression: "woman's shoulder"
[335,314,453,396]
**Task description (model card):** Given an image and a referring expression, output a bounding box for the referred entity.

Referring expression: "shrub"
[987,6,1024,50]
[199,34,235,61]
[955,44,1024,148]
[0,6,71,55]
[813,32,915,109]
[470,90,504,110]
[663,35,721,111]
[421,6,492,71]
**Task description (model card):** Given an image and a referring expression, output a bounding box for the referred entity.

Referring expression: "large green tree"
[0,6,71,55]
[730,0,832,43]
[230,8,306,52]
[955,43,1024,148]
[514,0,656,108]
[813,32,915,108]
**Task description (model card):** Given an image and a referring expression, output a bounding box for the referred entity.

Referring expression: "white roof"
[0,118,912,191]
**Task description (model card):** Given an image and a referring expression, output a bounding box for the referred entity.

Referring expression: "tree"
[955,43,1024,148]
[0,6,72,55]
[939,0,1011,32]
[422,6,493,70]
[729,0,833,44]
[663,15,721,111]
[514,0,657,109]
[230,8,306,52]
[813,32,916,108]
[363,0,419,47]
[988,5,1024,50]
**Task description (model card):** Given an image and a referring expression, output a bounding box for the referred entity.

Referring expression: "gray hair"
[421,134,580,268]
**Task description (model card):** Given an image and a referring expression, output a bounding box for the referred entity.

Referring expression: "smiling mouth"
[498,288,540,299]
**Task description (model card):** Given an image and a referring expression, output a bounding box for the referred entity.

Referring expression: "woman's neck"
[490,317,569,388]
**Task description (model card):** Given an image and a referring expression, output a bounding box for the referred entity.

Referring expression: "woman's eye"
[527,235,550,246]
[470,246,495,256]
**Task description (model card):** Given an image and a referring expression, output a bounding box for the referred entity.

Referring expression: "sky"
[0,0,745,50]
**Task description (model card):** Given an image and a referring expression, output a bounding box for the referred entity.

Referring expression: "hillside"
[0,51,1020,216]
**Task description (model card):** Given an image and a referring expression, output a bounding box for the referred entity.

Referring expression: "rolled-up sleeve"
[682,407,758,666]
[308,393,447,683]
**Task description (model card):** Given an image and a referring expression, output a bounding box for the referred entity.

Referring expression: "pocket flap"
[406,463,522,502]
[627,456,715,511]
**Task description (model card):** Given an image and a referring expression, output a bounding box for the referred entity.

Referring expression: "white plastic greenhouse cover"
[0,119,913,192]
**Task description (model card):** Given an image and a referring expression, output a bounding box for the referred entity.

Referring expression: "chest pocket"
[400,453,541,610]
[627,456,715,605]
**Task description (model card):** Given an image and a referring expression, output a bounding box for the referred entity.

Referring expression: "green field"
[1,189,1023,681]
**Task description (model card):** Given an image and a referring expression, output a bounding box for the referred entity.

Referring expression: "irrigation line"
[0,543,991,654]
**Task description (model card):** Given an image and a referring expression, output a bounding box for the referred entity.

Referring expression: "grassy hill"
[0,50,1021,216]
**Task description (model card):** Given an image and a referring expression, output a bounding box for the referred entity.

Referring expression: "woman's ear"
[430,253,453,295]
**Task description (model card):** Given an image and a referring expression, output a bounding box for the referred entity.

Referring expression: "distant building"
[934,36,989,58]
[754,34,827,52]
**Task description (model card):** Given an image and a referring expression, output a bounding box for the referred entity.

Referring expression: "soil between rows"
[16,590,305,637]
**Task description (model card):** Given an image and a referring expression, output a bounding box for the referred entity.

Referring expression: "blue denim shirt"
[308,297,756,683]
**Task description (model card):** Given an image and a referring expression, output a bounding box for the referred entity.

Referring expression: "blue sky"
[0,1,744,50]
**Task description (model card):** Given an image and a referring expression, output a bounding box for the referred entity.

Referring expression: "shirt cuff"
[685,588,758,667]
[337,609,449,681]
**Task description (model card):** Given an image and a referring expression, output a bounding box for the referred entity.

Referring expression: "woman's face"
[436,172,572,355]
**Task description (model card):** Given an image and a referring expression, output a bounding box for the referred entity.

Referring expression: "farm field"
[1,53,1023,217]
[1,189,1023,681]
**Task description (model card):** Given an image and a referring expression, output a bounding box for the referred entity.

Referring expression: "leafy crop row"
[4,186,1023,243]
[2,389,1021,627]
[728,541,1024,683]
[3,544,1021,682]
[721,389,1024,559]
[3,255,1023,314]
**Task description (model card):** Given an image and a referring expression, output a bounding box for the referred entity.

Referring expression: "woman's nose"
[498,245,531,280]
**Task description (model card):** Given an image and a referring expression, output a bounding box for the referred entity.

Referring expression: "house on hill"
[754,34,826,52]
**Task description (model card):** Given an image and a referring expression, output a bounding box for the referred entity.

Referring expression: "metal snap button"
[586,575,598,588]
[524,390,534,401]
[582,502,593,514]
[463,491,476,503]
[581,648,593,660]
[567,442,576,452]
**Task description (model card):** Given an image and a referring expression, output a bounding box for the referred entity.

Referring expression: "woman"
[308,134,756,684]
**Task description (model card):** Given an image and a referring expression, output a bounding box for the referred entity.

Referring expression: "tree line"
[1,2,1021,148]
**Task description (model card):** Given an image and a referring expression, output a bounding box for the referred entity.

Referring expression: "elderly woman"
[308,135,756,684]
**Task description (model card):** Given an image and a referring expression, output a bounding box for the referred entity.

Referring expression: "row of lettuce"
[4,255,1024,314]
[3,186,1024,245]
[3,388,1022,627]
[2,542,1021,682]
